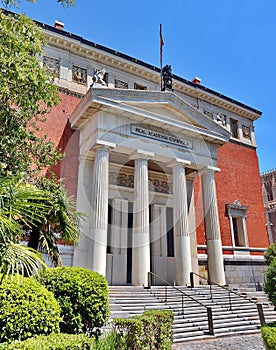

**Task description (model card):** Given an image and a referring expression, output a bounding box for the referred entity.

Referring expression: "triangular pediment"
[70,88,231,144]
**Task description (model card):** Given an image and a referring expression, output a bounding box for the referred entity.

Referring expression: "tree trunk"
[28,225,40,250]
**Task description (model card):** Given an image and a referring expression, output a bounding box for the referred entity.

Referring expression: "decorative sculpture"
[162,65,173,91]
[91,68,107,87]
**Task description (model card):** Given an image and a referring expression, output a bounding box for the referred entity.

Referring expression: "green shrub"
[264,244,276,265]
[261,323,276,350]
[38,266,109,335]
[1,333,95,349]
[113,309,174,349]
[265,259,276,307]
[143,310,174,349]
[113,317,143,349]
[0,275,61,343]
[94,331,118,350]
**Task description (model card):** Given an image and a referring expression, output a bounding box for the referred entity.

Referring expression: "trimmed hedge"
[113,309,174,349]
[37,266,109,335]
[0,275,61,343]
[0,333,95,349]
[261,323,276,350]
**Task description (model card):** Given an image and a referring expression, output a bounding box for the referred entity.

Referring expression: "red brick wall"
[216,142,269,249]
[38,92,81,198]
[194,142,269,252]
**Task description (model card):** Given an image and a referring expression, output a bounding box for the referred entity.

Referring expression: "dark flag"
[160,23,164,90]
[160,23,164,60]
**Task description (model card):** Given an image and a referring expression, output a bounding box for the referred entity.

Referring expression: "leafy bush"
[94,331,118,350]
[38,266,109,335]
[0,275,61,343]
[1,333,95,350]
[265,244,276,265]
[113,309,174,349]
[265,258,276,307]
[143,310,174,349]
[261,323,276,350]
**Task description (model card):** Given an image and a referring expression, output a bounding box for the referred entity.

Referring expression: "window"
[166,207,174,257]
[134,83,147,90]
[227,200,248,248]
[230,118,239,138]
[107,200,112,254]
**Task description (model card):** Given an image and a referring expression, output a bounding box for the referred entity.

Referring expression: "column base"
[174,235,192,286]
[132,232,150,286]
[207,239,226,285]
[91,228,107,277]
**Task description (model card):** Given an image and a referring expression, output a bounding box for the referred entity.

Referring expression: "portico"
[70,88,230,286]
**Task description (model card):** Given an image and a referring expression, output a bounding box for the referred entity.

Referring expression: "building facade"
[39,19,269,289]
[262,169,276,244]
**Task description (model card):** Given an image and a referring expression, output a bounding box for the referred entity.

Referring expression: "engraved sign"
[131,124,193,149]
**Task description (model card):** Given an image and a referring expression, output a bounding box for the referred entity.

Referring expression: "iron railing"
[190,272,266,326]
[147,271,215,335]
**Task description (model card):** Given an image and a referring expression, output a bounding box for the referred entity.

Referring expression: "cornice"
[43,28,261,122]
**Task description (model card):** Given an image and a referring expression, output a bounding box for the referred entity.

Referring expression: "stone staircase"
[108,285,276,343]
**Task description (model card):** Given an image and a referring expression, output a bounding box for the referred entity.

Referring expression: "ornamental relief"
[43,56,60,77]
[115,79,128,89]
[242,125,251,139]
[109,171,172,194]
[216,113,227,127]
[72,65,87,85]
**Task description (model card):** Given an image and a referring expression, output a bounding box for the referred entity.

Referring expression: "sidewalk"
[172,334,265,350]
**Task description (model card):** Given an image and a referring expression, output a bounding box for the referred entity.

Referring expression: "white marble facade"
[71,88,229,286]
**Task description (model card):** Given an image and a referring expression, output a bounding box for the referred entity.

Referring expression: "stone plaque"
[131,124,193,149]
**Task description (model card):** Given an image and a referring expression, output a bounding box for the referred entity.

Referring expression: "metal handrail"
[147,271,214,335]
[190,272,266,326]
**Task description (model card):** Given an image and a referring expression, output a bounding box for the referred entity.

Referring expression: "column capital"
[129,149,154,160]
[202,165,221,174]
[168,158,191,168]
[94,139,116,150]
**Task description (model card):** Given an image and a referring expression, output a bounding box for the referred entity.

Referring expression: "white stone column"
[90,141,115,276]
[202,166,226,285]
[131,150,154,286]
[170,159,192,286]
[73,155,93,268]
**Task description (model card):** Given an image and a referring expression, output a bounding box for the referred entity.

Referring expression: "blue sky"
[10,0,276,173]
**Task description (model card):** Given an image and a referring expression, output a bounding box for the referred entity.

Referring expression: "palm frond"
[0,242,47,284]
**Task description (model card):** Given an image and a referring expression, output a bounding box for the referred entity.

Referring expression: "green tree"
[264,243,276,265]
[264,258,276,307]
[0,11,61,176]
[0,12,81,271]
[1,0,75,8]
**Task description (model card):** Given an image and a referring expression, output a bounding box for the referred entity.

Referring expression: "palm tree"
[27,176,81,267]
[0,174,49,282]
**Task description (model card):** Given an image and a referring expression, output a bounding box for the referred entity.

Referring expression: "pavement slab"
[172,334,265,350]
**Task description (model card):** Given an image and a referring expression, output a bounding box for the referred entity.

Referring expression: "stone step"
[108,285,276,342]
